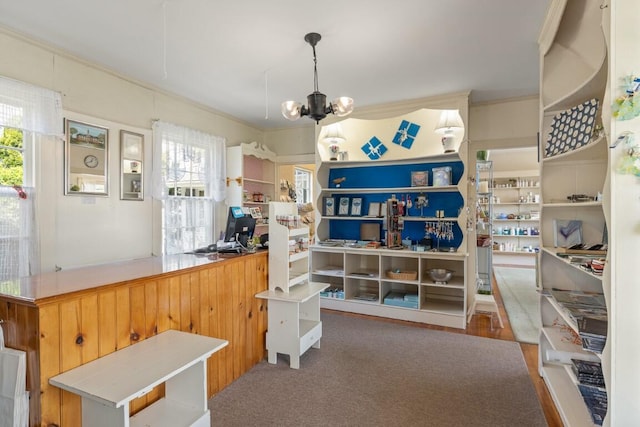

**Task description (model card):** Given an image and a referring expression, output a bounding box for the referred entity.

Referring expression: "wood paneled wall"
[0,252,268,427]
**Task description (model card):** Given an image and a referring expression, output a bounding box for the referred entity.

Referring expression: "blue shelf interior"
[328,161,463,189]
[325,161,465,249]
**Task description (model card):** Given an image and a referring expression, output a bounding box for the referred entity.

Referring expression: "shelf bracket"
[226,176,242,187]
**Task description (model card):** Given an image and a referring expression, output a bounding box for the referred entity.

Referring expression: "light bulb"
[331,97,354,117]
[281,101,302,120]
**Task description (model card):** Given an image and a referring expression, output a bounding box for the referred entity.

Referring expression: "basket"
[386,270,418,280]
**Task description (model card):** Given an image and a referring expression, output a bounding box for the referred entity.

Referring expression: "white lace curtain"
[0,187,38,281]
[0,75,62,280]
[0,76,63,137]
[151,121,226,201]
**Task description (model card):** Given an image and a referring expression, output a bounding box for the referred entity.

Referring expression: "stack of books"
[578,383,607,426]
[550,289,607,354]
[571,359,605,387]
[571,359,607,425]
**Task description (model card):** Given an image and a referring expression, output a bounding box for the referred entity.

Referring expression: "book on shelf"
[578,383,608,426]
[571,358,605,388]
[550,289,608,354]
[553,219,583,248]
[550,289,606,307]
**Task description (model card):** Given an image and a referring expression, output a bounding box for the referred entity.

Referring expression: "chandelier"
[281,32,354,123]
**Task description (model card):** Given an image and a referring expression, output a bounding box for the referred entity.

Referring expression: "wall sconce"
[323,123,346,160]
[435,110,464,153]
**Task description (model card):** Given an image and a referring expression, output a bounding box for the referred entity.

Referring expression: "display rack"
[255,202,327,369]
[475,160,493,293]
[491,172,540,267]
[538,1,610,425]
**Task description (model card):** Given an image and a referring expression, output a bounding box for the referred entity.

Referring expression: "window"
[0,127,25,186]
[152,122,226,255]
[0,77,62,280]
[294,167,312,204]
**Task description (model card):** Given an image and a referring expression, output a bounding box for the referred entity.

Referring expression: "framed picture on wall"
[64,119,109,196]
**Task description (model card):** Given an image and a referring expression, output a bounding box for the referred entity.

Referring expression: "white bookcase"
[538,1,613,425]
[255,202,327,369]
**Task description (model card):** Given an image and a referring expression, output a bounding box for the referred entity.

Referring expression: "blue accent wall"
[324,160,465,250]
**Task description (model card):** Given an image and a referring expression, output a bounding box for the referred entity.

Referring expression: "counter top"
[0,252,261,303]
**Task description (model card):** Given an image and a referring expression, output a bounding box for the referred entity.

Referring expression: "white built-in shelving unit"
[226,142,276,236]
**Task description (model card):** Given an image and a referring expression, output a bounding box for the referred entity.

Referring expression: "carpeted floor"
[208,312,546,426]
[494,266,541,344]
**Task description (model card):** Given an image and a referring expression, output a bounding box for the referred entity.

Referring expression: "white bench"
[49,330,228,427]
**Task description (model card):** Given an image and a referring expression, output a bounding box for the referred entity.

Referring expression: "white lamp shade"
[435,110,464,134]
[281,101,302,120]
[323,123,346,144]
[331,97,354,117]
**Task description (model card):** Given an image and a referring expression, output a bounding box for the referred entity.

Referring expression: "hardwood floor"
[322,273,563,427]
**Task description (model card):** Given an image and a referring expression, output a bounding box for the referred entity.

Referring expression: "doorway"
[277,163,316,239]
[484,146,541,344]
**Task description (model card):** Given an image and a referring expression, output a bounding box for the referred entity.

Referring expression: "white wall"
[0,28,264,271]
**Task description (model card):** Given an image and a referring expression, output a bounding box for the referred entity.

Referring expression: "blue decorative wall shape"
[392,120,420,149]
[361,137,388,160]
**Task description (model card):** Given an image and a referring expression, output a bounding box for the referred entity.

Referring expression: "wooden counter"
[0,251,268,427]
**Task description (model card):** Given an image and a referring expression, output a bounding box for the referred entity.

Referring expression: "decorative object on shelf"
[323,197,335,216]
[424,219,455,251]
[432,166,452,186]
[427,268,453,284]
[281,32,354,123]
[545,98,599,158]
[414,193,428,217]
[323,123,346,161]
[350,197,362,216]
[612,75,640,120]
[434,110,463,153]
[332,176,346,187]
[411,171,428,186]
[367,202,381,217]
[361,136,387,160]
[338,197,350,215]
[476,150,490,161]
[553,219,583,248]
[393,120,420,149]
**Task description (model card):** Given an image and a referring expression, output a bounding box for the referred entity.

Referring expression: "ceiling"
[0,0,549,130]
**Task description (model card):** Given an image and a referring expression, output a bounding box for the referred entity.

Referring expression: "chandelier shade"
[282,32,354,123]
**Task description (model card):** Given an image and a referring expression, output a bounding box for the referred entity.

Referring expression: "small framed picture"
[411,171,428,187]
[432,166,452,187]
[367,202,381,217]
[338,197,350,215]
[324,197,335,216]
[350,197,363,216]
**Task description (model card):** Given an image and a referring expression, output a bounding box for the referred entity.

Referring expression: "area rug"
[208,312,546,426]
[494,266,541,344]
